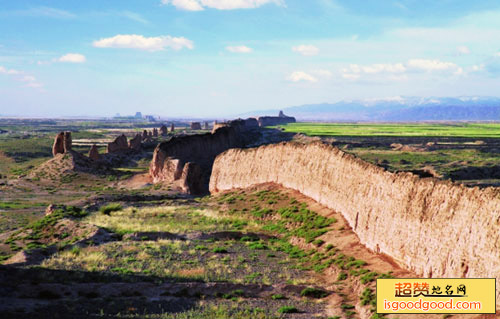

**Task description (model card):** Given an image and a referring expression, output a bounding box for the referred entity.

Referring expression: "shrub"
[341,304,355,310]
[360,288,376,307]
[360,272,378,284]
[337,272,348,281]
[212,247,228,253]
[251,207,273,218]
[240,236,258,242]
[271,294,286,300]
[99,203,122,215]
[300,287,328,298]
[345,259,367,269]
[248,242,268,250]
[313,239,325,247]
[231,289,244,297]
[277,306,299,314]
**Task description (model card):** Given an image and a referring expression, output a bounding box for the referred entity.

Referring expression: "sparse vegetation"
[3,119,496,318]
[277,306,299,314]
[99,203,122,215]
[300,287,328,298]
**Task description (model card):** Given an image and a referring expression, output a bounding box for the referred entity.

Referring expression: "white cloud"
[1,66,43,89]
[20,75,43,88]
[407,59,463,74]
[292,44,319,56]
[287,71,318,83]
[456,45,471,55]
[0,66,20,75]
[93,34,194,52]
[226,45,253,53]
[343,63,406,75]
[342,59,464,81]
[162,0,204,11]
[161,0,284,11]
[58,53,86,63]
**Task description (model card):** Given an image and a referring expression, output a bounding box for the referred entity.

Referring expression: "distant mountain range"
[244,97,500,121]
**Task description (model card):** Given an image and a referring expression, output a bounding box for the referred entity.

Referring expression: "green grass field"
[277,122,500,137]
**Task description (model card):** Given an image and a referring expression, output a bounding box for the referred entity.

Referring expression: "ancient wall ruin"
[52,131,72,156]
[257,111,296,126]
[107,134,129,153]
[209,141,500,304]
[149,119,260,193]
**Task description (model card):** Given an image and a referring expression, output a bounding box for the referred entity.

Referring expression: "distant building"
[135,112,143,119]
[257,111,296,126]
[190,122,202,130]
[144,115,156,122]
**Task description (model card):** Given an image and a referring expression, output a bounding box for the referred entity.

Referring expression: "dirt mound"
[29,150,103,179]
[4,217,116,266]
[390,142,427,152]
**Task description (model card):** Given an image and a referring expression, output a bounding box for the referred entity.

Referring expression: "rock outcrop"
[88,144,100,160]
[211,118,259,134]
[210,141,500,304]
[257,111,296,127]
[180,162,203,195]
[129,134,142,151]
[107,134,128,153]
[160,125,168,136]
[212,123,228,133]
[52,132,72,156]
[63,132,72,153]
[149,119,260,194]
[190,122,202,130]
[52,132,65,156]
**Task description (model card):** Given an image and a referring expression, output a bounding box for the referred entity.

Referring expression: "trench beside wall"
[209,141,500,305]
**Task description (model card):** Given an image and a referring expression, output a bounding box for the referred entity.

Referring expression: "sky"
[1,0,500,117]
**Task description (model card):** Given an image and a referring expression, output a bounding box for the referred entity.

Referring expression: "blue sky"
[1,0,500,117]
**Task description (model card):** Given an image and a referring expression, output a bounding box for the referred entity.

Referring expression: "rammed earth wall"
[209,141,500,305]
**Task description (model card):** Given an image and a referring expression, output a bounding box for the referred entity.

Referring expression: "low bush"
[277,306,299,314]
[99,203,122,215]
[300,287,328,298]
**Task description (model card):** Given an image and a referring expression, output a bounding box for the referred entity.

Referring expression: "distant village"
[112,110,296,129]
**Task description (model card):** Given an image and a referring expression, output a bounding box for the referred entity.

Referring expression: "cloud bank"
[226,45,253,53]
[161,0,284,11]
[58,53,86,63]
[292,44,319,56]
[93,34,194,52]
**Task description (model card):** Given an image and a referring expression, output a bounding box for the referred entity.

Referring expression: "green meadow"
[276,122,500,137]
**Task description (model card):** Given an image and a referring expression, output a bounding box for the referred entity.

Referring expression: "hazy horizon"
[2,0,500,117]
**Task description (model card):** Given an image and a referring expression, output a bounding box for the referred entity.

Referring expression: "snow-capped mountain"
[278,96,500,121]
